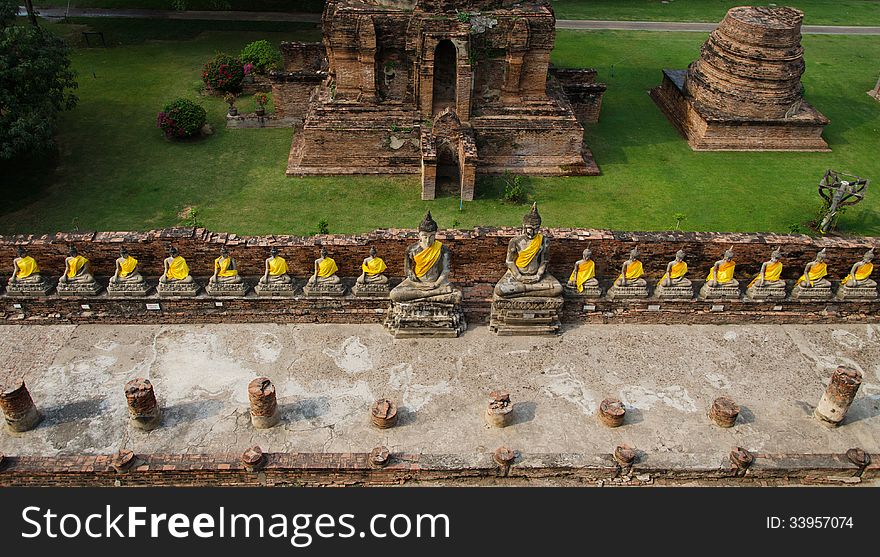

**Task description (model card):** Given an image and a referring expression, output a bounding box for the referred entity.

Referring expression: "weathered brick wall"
[1,227,876,285]
[279,41,325,73]
[0,451,874,487]
[269,72,325,120]
[551,68,606,124]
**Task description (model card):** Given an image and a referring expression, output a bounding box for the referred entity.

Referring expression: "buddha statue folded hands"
[493,203,563,299]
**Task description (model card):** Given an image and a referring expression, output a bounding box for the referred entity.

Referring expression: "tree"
[0,0,78,161]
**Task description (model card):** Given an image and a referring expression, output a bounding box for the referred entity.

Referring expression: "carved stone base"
[205,281,250,297]
[302,282,346,297]
[607,284,649,300]
[5,280,52,297]
[791,284,833,301]
[352,282,390,298]
[489,296,564,336]
[254,281,298,297]
[700,283,742,300]
[746,284,787,300]
[106,281,152,297]
[563,284,602,298]
[654,283,695,300]
[56,280,102,297]
[836,285,878,301]
[156,281,201,297]
[384,300,466,338]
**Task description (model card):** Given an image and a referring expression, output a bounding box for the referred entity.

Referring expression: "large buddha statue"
[6,246,51,296]
[107,247,150,296]
[255,247,296,296]
[385,212,465,337]
[655,250,693,299]
[837,248,877,300]
[565,248,601,297]
[157,246,199,296]
[57,245,101,295]
[493,203,563,299]
[303,247,345,296]
[388,211,460,304]
[792,248,832,300]
[353,247,390,297]
[700,248,740,299]
[746,247,786,300]
[206,246,248,296]
[608,247,649,299]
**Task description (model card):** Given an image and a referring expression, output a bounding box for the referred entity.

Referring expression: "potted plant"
[224,93,238,116]
[255,93,269,117]
[243,62,255,84]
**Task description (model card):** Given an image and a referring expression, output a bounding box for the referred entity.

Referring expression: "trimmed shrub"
[157,98,207,139]
[202,53,245,93]
[240,40,282,74]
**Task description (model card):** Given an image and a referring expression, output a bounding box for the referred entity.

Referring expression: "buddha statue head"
[168,246,179,258]
[675,249,686,261]
[864,248,875,263]
[582,248,592,261]
[68,245,78,257]
[220,246,230,259]
[522,202,542,239]
[418,211,439,248]
[369,246,378,258]
[270,247,279,258]
[816,248,827,262]
[628,247,640,261]
[770,247,782,262]
[723,248,734,261]
[319,246,328,259]
[120,247,129,258]
[16,246,26,258]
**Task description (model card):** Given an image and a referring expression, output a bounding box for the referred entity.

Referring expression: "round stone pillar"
[0,379,42,432]
[485,390,513,428]
[124,378,161,431]
[815,366,862,426]
[248,377,281,429]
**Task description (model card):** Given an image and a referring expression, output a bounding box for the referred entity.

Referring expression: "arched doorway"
[435,141,460,196]
[432,40,457,115]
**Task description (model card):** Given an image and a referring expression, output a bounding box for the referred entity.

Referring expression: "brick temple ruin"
[270,0,606,201]
[651,6,830,151]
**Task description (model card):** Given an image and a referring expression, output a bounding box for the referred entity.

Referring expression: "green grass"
[1,19,879,236]
[31,1,880,26]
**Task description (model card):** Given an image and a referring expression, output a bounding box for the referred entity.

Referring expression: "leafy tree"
[0,0,78,160]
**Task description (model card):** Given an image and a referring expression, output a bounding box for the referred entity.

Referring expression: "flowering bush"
[255,93,269,108]
[201,53,245,93]
[240,40,282,74]
[156,98,207,139]
[243,62,254,76]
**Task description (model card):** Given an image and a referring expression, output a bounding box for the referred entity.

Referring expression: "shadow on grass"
[0,152,58,217]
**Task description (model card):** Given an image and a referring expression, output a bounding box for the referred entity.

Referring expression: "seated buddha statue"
[701,248,740,299]
[159,247,194,284]
[209,246,243,285]
[494,203,562,299]
[389,211,461,304]
[567,248,600,296]
[259,247,292,285]
[357,247,389,286]
[110,247,145,285]
[792,249,831,299]
[655,250,693,299]
[614,248,647,288]
[58,245,95,285]
[8,246,45,286]
[838,249,876,300]
[747,247,786,299]
[307,247,341,287]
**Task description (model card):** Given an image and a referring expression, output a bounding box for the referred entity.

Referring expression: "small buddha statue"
[57,245,101,295]
[608,247,648,299]
[209,247,243,285]
[494,203,563,299]
[7,246,51,296]
[837,248,877,300]
[259,247,292,285]
[303,247,345,296]
[160,247,194,284]
[792,249,832,299]
[110,247,145,285]
[747,247,786,299]
[655,250,693,299]
[700,248,740,299]
[566,248,600,297]
[388,211,461,304]
[353,246,390,297]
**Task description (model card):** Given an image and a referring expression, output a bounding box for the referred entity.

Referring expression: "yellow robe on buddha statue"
[362,257,387,276]
[617,260,644,282]
[515,234,543,268]
[119,256,138,277]
[317,257,338,278]
[706,261,735,284]
[214,256,238,277]
[569,260,595,293]
[413,241,442,278]
[749,261,783,288]
[796,262,827,285]
[166,256,190,280]
[15,256,39,279]
[268,257,288,276]
[66,255,88,278]
[660,261,688,283]
[842,262,873,284]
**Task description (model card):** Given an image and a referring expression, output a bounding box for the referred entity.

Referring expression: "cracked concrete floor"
[0,323,878,459]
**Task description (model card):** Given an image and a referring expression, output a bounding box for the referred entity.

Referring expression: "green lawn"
[32,1,880,26]
[1,19,879,236]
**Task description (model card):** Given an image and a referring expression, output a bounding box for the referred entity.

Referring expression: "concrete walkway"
[18,7,880,35]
